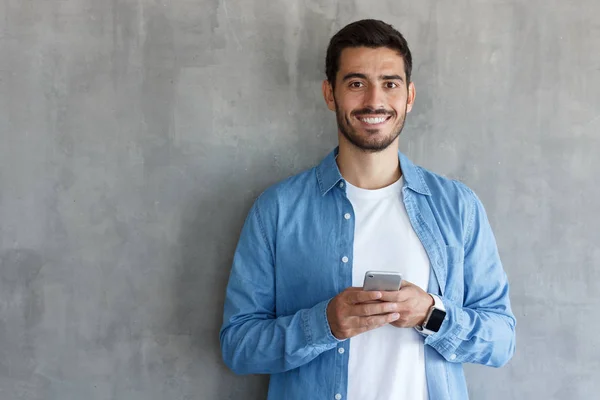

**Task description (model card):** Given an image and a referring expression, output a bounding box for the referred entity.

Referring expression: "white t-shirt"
[346,176,430,400]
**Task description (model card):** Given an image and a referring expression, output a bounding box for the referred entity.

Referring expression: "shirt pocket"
[444,245,465,304]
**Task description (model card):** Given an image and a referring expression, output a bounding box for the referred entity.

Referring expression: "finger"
[344,287,363,291]
[390,302,412,315]
[379,289,411,303]
[361,299,384,305]
[400,280,412,288]
[349,290,382,304]
[352,301,398,317]
[354,312,400,333]
[340,287,364,298]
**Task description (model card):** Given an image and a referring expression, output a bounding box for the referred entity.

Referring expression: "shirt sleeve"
[219,198,342,375]
[424,187,517,367]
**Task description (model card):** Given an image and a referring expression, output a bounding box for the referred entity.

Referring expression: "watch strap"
[416,294,446,336]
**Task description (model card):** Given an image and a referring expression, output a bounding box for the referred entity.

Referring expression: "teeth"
[360,117,387,124]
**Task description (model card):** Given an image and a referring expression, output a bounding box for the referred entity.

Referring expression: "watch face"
[425,309,445,332]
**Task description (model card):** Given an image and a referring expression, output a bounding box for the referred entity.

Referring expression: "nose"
[363,85,386,111]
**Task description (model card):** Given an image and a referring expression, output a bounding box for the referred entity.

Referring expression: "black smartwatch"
[417,294,446,335]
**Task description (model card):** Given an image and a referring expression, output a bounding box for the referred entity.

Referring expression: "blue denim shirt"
[220,148,516,399]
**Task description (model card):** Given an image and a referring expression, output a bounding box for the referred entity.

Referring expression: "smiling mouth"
[355,115,392,126]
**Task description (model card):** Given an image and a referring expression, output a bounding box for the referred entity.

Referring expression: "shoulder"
[413,165,484,241]
[252,165,319,216]
[417,165,478,206]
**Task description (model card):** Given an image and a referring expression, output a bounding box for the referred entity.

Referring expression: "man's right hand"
[326,287,400,340]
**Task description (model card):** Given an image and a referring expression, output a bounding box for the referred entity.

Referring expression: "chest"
[350,195,430,291]
[271,189,464,315]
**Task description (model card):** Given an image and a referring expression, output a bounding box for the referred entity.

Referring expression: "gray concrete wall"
[1,1,598,399]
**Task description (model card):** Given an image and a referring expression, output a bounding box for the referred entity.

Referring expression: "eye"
[385,82,399,89]
[349,81,364,88]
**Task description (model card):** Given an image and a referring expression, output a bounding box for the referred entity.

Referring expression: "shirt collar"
[316,147,432,196]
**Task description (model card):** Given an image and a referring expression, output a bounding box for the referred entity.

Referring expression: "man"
[220,19,516,400]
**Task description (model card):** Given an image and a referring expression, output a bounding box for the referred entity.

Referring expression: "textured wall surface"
[1,1,599,399]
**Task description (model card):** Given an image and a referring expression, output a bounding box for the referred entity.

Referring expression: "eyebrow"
[342,73,405,82]
[381,74,404,82]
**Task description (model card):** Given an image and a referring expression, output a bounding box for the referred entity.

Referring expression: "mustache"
[352,108,394,117]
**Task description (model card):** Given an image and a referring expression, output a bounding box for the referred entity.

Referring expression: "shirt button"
[450,354,457,360]
[339,182,344,188]
[338,347,345,354]
[335,394,342,400]
[342,256,349,263]
[344,213,351,220]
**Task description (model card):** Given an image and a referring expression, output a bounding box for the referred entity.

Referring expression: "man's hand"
[378,280,435,329]
[327,287,401,340]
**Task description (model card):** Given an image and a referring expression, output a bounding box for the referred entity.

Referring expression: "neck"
[336,136,402,190]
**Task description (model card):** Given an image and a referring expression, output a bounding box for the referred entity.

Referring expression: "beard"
[335,98,407,153]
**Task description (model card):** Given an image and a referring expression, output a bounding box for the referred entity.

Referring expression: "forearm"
[219,199,345,374]
[425,297,516,367]
[220,298,342,375]
[427,185,517,367]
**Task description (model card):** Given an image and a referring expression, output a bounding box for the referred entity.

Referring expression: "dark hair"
[325,19,413,88]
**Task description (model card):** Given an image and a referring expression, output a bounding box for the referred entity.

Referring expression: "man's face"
[323,46,415,152]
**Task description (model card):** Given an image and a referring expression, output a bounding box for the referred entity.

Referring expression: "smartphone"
[363,271,403,291]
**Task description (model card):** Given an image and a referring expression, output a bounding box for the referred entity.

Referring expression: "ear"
[406,81,416,113]
[322,80,336,112]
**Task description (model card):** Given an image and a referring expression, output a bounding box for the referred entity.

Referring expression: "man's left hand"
[378,281,435,329]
